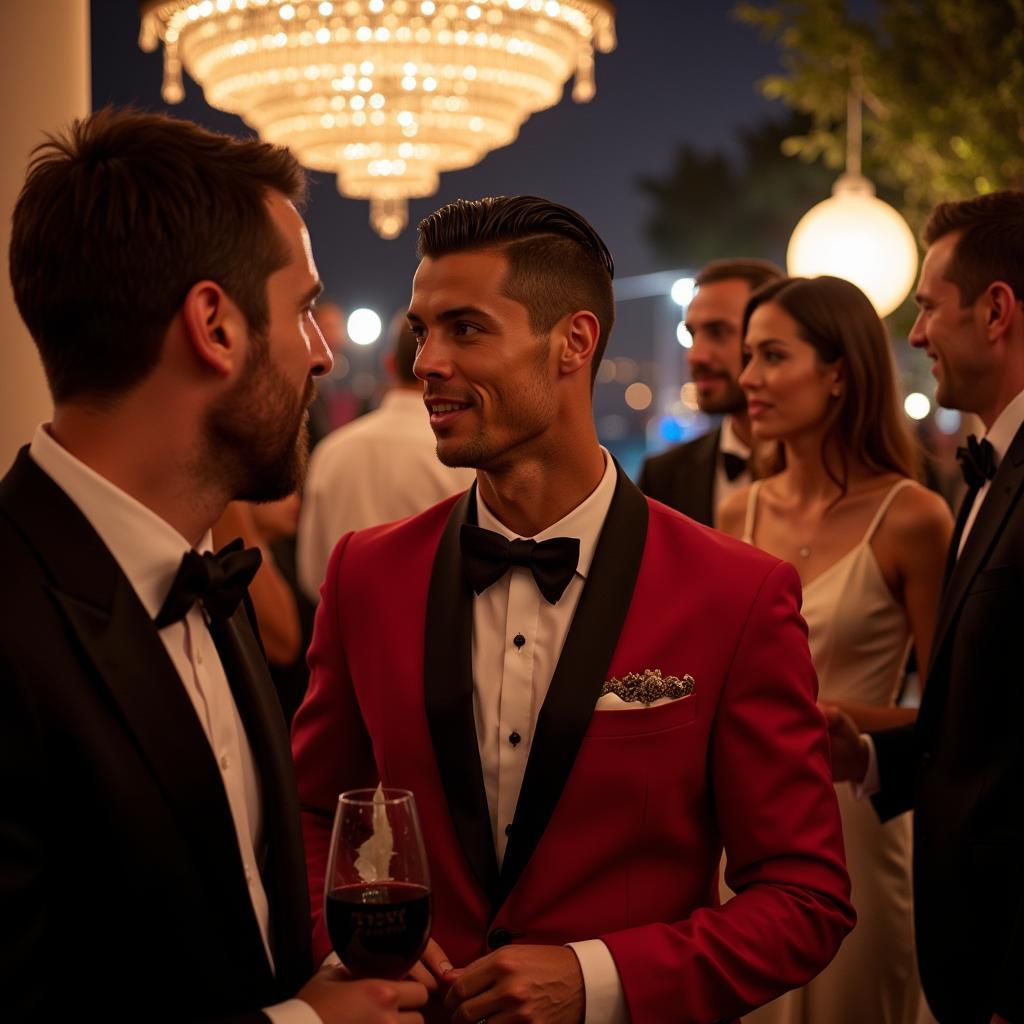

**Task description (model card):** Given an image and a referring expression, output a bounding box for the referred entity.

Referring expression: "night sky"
[89,1,804,465]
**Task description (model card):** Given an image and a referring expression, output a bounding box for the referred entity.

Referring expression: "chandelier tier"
[140,0,616,238]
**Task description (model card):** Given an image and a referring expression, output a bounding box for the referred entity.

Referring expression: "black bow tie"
[956,434,997,490]
[460,523,580,605]
[721,451,748,482]
[154,539,262,629]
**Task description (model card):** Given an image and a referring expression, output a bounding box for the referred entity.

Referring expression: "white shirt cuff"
[263,998,323,1024]
[852,732,880,799]
[567,939,629,1024]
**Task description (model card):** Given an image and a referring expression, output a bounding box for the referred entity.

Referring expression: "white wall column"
[1,2,90,467]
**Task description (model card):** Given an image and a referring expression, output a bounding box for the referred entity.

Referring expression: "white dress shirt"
[860,387,1024,797]
[28,425,317,1024]
[471,449,628,1024]
[298,388,474,601]
[957,387,1024,555]
[712,414,752,522]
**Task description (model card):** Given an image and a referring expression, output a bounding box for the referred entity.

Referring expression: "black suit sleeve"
[0,650,56,1022]
[869,723,917,822]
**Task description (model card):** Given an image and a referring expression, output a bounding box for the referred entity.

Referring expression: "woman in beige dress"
[718,276,953,1024]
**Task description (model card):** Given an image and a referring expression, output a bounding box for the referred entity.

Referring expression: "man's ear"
[983,281,1019,341]
[181,280,247,377]
[557,310,601,378]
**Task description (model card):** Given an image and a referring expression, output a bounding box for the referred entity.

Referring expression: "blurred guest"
[719,275,953,1024]
[297,318,474,600]
[639,257,783,524]
[828,190,1024,1024]
[0,107,426,1022]
[215,495,315,724]
[307,299,363,447]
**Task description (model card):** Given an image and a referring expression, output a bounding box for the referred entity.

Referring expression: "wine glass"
[324,787,432,979]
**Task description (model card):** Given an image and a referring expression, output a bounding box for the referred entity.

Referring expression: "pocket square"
[598,669,695,708]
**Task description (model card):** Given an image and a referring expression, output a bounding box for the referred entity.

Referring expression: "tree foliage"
[638,113,836,269]
[735,0,1024,226]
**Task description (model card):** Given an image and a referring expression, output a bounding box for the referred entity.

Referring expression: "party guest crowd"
[1,105,1020,1024]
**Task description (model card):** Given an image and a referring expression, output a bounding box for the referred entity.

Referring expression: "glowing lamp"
[787,172,918,318]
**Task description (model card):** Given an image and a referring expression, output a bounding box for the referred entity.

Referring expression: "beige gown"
[740,479,920,1024]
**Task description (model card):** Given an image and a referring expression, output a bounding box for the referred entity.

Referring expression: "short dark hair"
[922,190,1024,306]
[9,106,307,403]
[696,257,785,291]
[416,196,615,382]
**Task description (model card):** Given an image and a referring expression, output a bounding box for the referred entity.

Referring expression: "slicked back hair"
[922,189,1024,307]
[743,275,919,494]
[695,257,785,291]
[9,106,307,403]
[416,196,615,383]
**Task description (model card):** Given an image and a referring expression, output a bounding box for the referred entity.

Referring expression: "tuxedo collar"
[423,460,649,912]
[929,421,1024,681]
[0,449,307,990]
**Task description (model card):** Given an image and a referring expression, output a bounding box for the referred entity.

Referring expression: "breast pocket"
[967,563,1016,596]
[585,692,698,738]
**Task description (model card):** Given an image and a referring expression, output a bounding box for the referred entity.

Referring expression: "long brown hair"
[743,275,919,494]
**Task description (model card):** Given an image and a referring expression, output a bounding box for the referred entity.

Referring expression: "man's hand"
[443,944,584,1024]
[822,703,870,783]
[298,964,428,1023]
[408,937,455,993]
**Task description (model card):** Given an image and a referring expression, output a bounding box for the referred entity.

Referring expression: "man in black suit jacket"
[638,258,782,524]
[0,109,426,1023]
[829,190,1024,1024]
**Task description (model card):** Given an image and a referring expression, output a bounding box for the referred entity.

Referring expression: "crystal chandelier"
[140,0,616,238]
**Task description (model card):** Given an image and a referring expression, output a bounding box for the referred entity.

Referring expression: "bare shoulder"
[716,485,751,539]
[885,481,953,535]
[877,481,954,559]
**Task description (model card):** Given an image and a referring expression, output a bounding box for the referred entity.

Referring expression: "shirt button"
[509,731,521,747]
[220,754,230,771]
[504,823,513,837]
[513,633,526,649]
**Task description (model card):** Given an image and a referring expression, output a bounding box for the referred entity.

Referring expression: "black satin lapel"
[931,425,1024,676]
[210,604,311,990]
[423,485,500,903]
[497,465,648,909]
[49,583,274,986]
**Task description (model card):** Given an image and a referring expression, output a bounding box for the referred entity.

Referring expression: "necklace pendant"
[799,545,811,559]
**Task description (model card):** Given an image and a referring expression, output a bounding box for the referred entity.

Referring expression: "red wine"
[326,881,431,978]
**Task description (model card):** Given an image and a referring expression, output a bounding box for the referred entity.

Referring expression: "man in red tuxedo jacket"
[292,196,854,1023]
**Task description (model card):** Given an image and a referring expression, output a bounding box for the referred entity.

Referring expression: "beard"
[696,373,747,416]
[202,335,314,503]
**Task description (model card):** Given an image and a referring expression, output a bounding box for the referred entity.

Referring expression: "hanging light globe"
[787,172,919,318]
[140,0,616,239]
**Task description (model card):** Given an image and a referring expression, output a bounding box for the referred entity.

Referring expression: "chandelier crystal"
[140,0,616,238]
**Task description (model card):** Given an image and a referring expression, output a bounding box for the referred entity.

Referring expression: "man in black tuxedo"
[0,108,426,1023]
[828,190,1024,1024]
[638,258,782,525]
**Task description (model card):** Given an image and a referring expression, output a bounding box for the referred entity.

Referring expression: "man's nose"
[308,314,334,377]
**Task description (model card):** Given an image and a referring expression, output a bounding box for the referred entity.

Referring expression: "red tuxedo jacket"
[292,470,854,1022]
